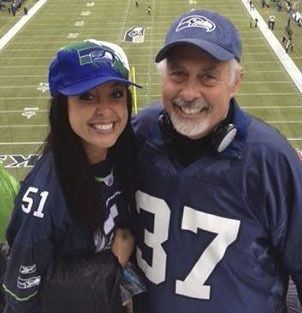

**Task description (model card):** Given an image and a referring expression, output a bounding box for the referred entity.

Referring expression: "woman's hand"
[111,228,134,267]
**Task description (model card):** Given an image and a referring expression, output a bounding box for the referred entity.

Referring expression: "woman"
[3,39,141,313]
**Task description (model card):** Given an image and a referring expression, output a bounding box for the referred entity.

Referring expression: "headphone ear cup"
[211,123,237,153]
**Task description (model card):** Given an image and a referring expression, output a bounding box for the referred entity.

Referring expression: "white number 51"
[21,187,49,218]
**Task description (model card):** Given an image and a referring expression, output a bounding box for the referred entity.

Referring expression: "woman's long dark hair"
[42,90,136,234]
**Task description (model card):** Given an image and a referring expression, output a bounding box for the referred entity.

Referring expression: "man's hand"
[111,228,135,267]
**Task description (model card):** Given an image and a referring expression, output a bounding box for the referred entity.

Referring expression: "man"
[133,9,302,313]
[268,15,276,30]
[249,0,255,10]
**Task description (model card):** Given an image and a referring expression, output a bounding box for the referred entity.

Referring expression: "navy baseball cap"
[49,39,141,96]
[155,10,242,62]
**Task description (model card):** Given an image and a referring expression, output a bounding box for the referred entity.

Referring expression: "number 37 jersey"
[133,103,302,313]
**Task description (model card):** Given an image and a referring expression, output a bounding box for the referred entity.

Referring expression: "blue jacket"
[133,100,302,313]
[3,152,129,313]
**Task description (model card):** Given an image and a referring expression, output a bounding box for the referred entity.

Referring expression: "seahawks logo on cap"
[90,50,113,63]
[176,15,216,32]
[75,42,128,79]
[78,46,115,66]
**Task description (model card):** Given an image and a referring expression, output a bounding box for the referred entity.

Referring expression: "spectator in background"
[268,15,276,30]
[286,1,292,12]
[282,24,295,53]
[11,4,15,16]
[261,0,267,8]
[249,0,255,10]
[249,17,258,28]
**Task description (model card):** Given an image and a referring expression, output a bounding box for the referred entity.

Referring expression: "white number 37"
[136,190,240,300]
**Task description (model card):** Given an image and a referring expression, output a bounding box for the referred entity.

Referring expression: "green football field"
[0,0,302,181]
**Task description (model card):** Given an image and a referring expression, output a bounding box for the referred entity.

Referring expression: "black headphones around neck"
[158,112,237,153]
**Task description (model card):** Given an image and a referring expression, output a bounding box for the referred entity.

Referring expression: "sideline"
[0,0,48,50]
[240,0,302,94]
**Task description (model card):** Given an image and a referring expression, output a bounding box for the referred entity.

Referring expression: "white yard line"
[242,81,293,84]
[0,141,43,145]
[240,0,302,94]
[0,0,301,149]
[267,121,302,123]
[138,92,302,98]
[0,0,48,50]
[242,105,302,109]
[0,109,47,113]
[238,92,299,95]
[0,75,44,77]
[0,124,47,128]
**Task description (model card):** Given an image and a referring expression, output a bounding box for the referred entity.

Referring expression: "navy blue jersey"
[133,101,302,313]
[3,152,130,313]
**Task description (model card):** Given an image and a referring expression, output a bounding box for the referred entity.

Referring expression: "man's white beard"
[170,111,209,139]
[169,98,210,139]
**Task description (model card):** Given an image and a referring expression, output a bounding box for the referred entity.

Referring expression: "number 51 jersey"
[133,103,302,313]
